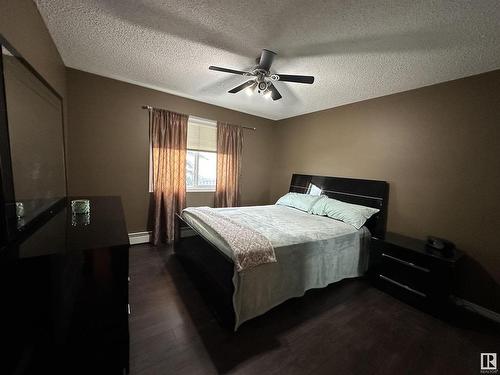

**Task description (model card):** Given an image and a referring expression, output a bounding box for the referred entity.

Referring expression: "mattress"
[181,204,371,329]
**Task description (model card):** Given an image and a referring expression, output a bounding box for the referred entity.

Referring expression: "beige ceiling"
[36,0,500,120]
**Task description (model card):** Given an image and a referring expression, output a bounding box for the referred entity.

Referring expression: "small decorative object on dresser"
[15,202,24,218]
[369,232,463,312]
[71,199,91,214]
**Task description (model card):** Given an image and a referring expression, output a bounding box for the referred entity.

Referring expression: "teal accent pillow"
[276,192,323,212]
[310,196,379,229]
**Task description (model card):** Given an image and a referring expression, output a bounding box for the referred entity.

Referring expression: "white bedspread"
[181,205,370,329]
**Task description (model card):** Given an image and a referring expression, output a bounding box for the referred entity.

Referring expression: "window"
[186,150,216,191]
[148,115,217,192]
[186,116,217,192]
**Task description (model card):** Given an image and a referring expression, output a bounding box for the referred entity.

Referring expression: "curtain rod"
[142,105,256,131]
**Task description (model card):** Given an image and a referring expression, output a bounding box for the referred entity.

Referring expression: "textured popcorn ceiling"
[36,0,500,120]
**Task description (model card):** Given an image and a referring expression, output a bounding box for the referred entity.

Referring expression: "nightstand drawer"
[371,242,434,271]
[377,273,427,298]
[376,255,431,293]
[374,273,430,309]
[380,252,430,273]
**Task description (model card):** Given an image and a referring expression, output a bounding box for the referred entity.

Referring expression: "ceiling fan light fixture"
[210,49,314,101]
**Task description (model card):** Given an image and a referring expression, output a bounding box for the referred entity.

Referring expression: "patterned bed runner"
[183,207,276,271]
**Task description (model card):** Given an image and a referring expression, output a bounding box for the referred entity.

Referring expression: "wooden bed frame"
[174,174,389,329]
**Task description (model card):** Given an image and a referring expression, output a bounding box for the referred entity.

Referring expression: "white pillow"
[276,192,323,212]
[310,196,379,229]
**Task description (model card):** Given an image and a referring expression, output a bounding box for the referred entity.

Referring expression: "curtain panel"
[150,109,188,244]
[215,122,243,208]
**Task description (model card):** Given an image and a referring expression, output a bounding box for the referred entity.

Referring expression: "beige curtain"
[150,109,188,244]
[215,122,243,207]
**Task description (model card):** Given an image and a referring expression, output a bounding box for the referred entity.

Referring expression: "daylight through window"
[186,116,217,191]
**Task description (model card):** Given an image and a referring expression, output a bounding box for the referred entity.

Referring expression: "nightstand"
[369,232,463,311]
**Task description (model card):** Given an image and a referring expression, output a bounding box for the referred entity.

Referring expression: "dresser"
[0,196,130,375]
[369,232,463,311]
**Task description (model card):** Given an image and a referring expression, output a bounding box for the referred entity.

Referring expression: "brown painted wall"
[272,70,500,310]
[0,0,66,98]
[66,68,275,232]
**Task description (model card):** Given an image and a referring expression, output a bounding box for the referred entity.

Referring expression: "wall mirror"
[0,36,66,244]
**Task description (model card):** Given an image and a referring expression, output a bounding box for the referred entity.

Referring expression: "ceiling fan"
[209,49,314,101]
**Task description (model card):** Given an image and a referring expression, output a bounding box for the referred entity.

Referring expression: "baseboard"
[128,231,152,245]
[453,296,500,323]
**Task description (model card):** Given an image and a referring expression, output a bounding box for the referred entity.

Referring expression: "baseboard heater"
[128,227,196,245]
[128,231,152,245]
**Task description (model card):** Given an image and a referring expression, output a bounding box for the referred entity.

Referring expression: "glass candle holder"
[71,199,90,214]
[16,202,25,218]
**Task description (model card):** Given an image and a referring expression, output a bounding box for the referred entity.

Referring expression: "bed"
[175,174,389,330]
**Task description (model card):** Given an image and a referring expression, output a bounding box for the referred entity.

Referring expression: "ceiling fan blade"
[275,74,314,84]
[258,49,276,71]
[267,83,282,101]
[209,66,249,75]
[228,80,256,94]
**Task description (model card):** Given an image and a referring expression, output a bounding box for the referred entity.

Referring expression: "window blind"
[187,116,217,152]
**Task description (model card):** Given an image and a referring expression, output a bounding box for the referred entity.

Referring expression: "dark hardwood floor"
[129,244,500,375]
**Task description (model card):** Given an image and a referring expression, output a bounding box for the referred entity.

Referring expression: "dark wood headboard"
[289,174,389,239]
